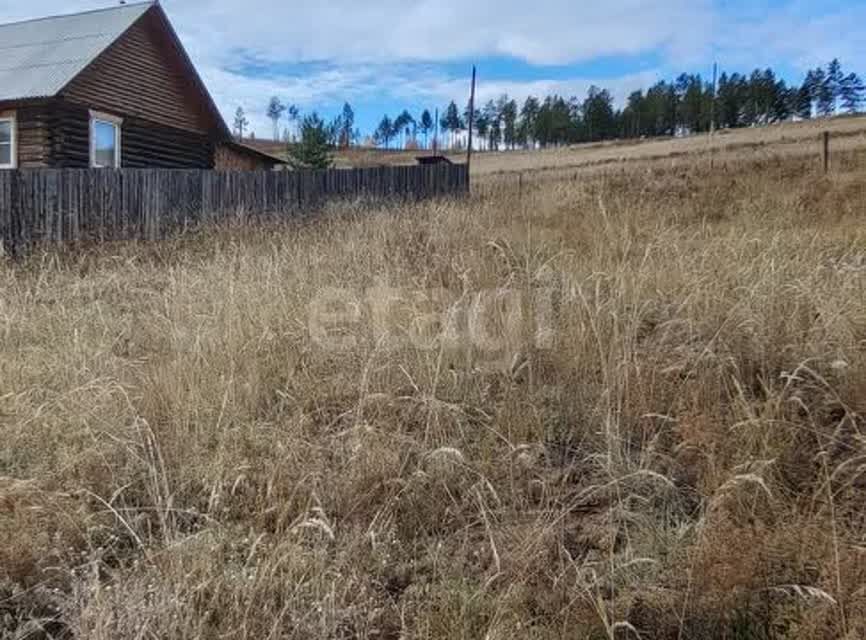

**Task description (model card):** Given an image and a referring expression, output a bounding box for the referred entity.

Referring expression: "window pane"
[94,147,116,168]
[93,120,118,167]
[0,121,10,165]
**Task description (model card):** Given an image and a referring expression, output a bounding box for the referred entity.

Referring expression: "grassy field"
[248,114,866,176]
[1,132,866,638]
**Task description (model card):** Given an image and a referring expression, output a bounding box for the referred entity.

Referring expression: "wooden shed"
[416,155,454,166]
[0,1,274,171]
[215,141,286,171]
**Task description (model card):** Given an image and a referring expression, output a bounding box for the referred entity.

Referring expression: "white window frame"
[90,111,122,169]
[0,114,16,169]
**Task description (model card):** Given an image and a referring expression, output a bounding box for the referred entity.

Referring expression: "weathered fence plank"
[0,163,468,254]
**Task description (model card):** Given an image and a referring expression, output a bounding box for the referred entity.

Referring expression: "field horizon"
[242,112,866,176]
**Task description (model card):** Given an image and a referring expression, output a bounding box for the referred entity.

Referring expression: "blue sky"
[1,0,865,139]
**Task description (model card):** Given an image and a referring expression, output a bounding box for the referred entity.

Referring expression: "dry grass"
[473,114,866,177]
[249,113,866,176]
[2,145,866,639]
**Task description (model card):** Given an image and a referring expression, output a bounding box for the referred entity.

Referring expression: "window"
[90,112,122,168]
[0,116,15,169]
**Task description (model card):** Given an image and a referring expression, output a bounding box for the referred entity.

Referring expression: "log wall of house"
[60,8,218,135]
[1,100,215,169]
[122,117,214,168]
[13,106,52,168]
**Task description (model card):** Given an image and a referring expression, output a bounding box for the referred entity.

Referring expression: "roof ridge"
[0,1,155,30]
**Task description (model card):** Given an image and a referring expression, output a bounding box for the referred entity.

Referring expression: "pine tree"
[375,115,394,149]
[583,86,616,141]
[840,73,865,114]
[482,100,500,150]
[771,80,793,122]
[813,68,834,117]
[475,111,490,150]
[501,98,518,149]
[233,107,249,139]
[266,97,286,141]
[393,110,414,149]
[284,105,300,143]
[622,90,645,137]
[419,110,433,149]
[793,83,812,120]
[287,113,333,170]
[826,58,844,114]
[519,96,540,148]
[339,103,355,148]
[443,101,462,149]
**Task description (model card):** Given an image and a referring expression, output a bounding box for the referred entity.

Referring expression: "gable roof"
[0,1,230,137]
[0,2,153,101]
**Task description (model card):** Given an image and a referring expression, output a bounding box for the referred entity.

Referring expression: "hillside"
[243,114,866,175]
[2,129,866,638]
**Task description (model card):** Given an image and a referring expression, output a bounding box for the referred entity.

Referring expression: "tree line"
[232,58,864,158]
[416,58,864,150]
[234,99,359,149]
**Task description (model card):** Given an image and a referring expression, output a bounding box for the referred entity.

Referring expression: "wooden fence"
[0,163,469,254]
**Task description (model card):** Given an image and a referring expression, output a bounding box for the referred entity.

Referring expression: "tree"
[518,96,540,148]
[233,107,249,139]
[286,105,300,142]
[266,96,286,141]
[826,58,844,114]
[438,112,450,150]
[375,115,394,149]
[501,98,518,149]
[482,100,500,150]
[812,68,834,117]
[394,110,415,149]
[840,73,865,114]
[326,115,343,147]
[794,83,813,120]
[339,102,355,148]
[442,101,462,149]
[476,112,490,150]
[287,112,333,170]
[419,110,433,148]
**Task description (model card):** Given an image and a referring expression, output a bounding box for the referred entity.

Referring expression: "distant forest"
[386,58,865,150]
[240,59,865,151]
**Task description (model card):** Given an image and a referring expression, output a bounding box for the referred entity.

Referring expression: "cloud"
[168,0,714,66]
[198,62,662,136]
[712,1,866,72]
[1,0,863,136]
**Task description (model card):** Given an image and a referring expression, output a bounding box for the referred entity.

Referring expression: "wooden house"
[0,1,283,171]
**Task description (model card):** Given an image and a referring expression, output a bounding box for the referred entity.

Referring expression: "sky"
[1,0,865,140]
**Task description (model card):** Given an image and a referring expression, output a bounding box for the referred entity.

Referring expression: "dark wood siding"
[60,8,219,135]
[215,145,279,171]
[47,102,89,167]
[2,100,214,169]
[123,117,213,168]
[14,106,52,168]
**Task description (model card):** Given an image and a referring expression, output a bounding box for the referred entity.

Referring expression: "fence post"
[822,131,830,174]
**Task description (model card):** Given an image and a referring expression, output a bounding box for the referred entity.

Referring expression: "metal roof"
[0,2,155,102]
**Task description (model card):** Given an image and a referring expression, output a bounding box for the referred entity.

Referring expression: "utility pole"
[467,65,476,170]
[709,61,718,168]
[710,62,718,135]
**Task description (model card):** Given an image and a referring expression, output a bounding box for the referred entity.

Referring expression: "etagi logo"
[307,281,559,365]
